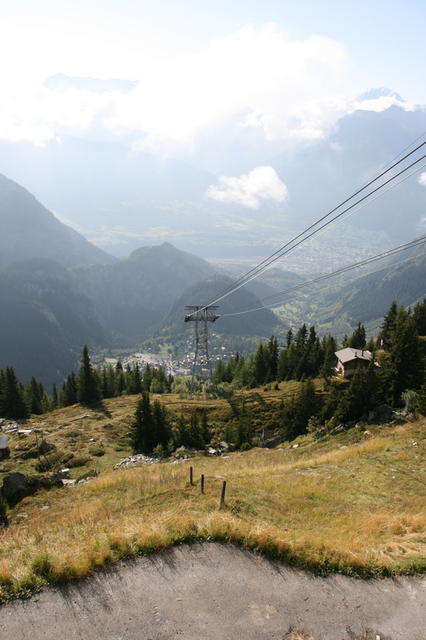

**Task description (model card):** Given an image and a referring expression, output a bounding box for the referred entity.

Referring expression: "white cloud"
[0,21,420,153]
[207,166,288,209]
[418,172,426,187]
[353,95,415,113]
[0,24,353,150]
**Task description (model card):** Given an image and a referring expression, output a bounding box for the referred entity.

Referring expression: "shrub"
[401,389,418,413]
[88,445,105,457]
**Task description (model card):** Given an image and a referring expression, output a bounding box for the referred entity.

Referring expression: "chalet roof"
[335,347,372,364]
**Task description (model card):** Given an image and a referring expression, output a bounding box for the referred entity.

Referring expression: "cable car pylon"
[184,306,219,397]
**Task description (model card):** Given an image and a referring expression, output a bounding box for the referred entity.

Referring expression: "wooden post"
[219,480,227,509]
[201,474,205,494]
[189,466,193,485]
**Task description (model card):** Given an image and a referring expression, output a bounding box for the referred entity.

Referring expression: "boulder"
[1,472,38,506]
[1,471,62,506]
[366,404,395,424]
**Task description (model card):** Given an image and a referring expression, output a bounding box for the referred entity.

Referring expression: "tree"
[380,301,398,349]
[284,379,318,440]
[348,323,366,349]
[0,367,29,419]
[62,372,78,406]
[253,343,269,385]
[321,335,337,380]
[78,345,101,405]
[132,392,156,454]
[383,310,422,404]
[412,298,426,335]
[26,377,45,415]
[268,336,279,381]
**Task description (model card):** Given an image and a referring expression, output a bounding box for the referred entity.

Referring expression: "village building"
[334,347,373,378]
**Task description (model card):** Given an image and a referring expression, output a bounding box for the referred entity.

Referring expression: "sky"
[0,0,425,153]
[1,0,425,99]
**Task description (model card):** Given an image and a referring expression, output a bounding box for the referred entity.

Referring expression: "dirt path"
[0,543,425,639]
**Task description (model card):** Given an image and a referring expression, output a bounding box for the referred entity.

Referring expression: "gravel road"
[0,543,425,639]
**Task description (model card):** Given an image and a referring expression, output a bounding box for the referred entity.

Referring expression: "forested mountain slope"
[0,173,114,269]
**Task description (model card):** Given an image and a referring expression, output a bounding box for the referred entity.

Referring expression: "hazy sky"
[0,0,424,152]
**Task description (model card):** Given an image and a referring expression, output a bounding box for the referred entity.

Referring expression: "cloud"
[0,22,420,153]
[0,24,353,150]
[207,166,288,209]
[418,172,426,187]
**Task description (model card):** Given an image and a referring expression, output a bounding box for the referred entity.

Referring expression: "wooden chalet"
[335,347,373,378]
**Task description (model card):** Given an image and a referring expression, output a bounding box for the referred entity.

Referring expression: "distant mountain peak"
[356,87,405,102]
[44,73,137,94]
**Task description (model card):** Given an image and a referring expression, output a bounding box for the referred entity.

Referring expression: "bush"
[88,445,105,457]
[401,389,418,413]
[67,455,91,468]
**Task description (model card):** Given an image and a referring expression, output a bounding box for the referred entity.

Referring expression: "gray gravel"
[0,543,425,639]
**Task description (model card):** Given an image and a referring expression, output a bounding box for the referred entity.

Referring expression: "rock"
[1,472,62,506]
[114,454,159,469]
[206,447,217,456]
[38,439,55,455]
[313,427,328,440]
[1,472,38,506]
[292,443,299,449]
[262,434,282,448]
[76,469,99,482]
[17,429,33,437]
[218,441,229,451]
[58,468,71,478]
[62,479,77,487]
[330,424,347,435]
[16,512,28,519]
[366,404,395,424]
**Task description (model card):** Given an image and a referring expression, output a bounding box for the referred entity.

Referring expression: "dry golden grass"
[0,393,425,602]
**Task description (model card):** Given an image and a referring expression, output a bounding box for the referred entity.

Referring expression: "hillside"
[0,173,114,269]
[159,274,280,339]
[73,242,216,343]
[0,389,424,605]
[0,259,107,386]
[275,245,426,337]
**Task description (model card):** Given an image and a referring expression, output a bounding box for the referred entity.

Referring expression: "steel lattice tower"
[184,306,219,395]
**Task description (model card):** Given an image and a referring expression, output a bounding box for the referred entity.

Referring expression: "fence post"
[219,480,227,509]
[189,466,194,486]
[201,474,205,494]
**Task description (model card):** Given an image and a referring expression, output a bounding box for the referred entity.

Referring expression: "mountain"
[44,73,137,93]
[0,259,106,386]
[1,88,425,265]
[321,245,426,327]
[159,274,280,339]
[276,244,426,338]
[0,173,115,269]
[73,242,216,343]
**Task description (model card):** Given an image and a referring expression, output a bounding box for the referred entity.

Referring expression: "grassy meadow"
[0,387,425,601]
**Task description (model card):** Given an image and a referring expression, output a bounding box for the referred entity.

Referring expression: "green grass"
[0,392,425,602]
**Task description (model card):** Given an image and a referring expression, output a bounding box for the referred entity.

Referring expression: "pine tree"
[152,400,170,449]
[78,345,101,405]
[385,311,422,404]
[412,298,426,335]
[26,377,44,415]
[253,343,269,385]
[52,384,58,409]
[0,367,29,419]
[284,379,318,440]
[62,373,78,406]
[321,335,337,380]
[348,323,366,349]
[380,301,399,349]
[132,392,156,454]
[268,336,279,380]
